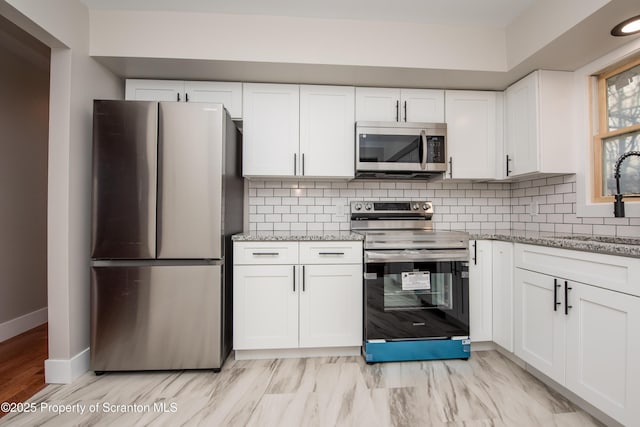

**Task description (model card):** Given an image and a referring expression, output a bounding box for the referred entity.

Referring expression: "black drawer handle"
[564,281,573,315]
[318,252,345,256]
[252,252,279,256]
[553,278,561,311]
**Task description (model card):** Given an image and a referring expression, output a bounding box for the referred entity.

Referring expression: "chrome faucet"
[613,151,640,217]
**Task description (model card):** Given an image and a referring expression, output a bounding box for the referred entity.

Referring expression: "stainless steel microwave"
[355,122,447,179]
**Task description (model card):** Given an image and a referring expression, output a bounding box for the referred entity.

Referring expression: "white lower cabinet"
[233,241,363,352]
[514,244,640,426]
[565,282,640,424]
[299,264,362,348]
[468,240,493,342]
[491,241,514,352]
[514,268,566,384]
[233,265,298,349]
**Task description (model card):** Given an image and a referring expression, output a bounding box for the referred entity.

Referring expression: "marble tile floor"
[0,351,603,427]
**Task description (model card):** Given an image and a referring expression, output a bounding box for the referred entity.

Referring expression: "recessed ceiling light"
[611,15,640,36]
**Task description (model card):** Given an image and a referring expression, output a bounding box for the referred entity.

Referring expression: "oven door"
[356,125,446,172]
[364,251,469,341]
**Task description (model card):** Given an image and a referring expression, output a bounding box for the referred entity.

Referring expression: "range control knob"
[354,203,362,211]
[412,203,419,210]
[422,203,430,211]
[365,203,373,211]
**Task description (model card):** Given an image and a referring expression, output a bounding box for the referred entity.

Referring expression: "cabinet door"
[184,81,242,119]
[233,265,298,350]
[469,240,493,342]
[125,79,185,102]
[505,72,539,176]
[492,241,514,352]
[565,282,640,426]
[355,87,401,122]
[299,85,355,178]
[243,83,300,177]
[445,91,498,179]
[401,89,445,123]
[514,268,565,384]
[299,264,362,348]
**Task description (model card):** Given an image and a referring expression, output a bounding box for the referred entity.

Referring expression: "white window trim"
[576,37,640,218]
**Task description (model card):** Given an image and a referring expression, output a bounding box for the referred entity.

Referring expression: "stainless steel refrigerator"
[90,100,243,373]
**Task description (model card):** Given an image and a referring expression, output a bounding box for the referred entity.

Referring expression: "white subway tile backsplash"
[247,175,638,238]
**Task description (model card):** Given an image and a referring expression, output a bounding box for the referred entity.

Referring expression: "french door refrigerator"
[90,100,243,373]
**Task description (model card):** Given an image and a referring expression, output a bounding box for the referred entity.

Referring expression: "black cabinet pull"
[553,278,562,311]
[403,101,407,122]
[252,252,279,256]
[293,265,296,292]
[564,281,573,315]
[319,252,345,256]
[177,93,181,102]
[185,93,189,102]
[506,155,512,176]
[472,241,477,265]
[396,100,400,122]
[302,153,305,176]
[449,157,453,179]
[294,153,297,175]
[302,265,306,292]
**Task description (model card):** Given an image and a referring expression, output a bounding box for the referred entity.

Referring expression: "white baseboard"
[0,307,47,343]
[235,346,362,360]
[45,347,90,384]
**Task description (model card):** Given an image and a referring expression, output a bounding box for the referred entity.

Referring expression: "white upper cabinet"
[445,90,501,179]
[243,83,355,178]
[355,87,444,123]
[125,79,185,102]
[243,83,300,177]
[125,79,243,119]
[401,89,445,123]
[504,70,575,177]
[183,81,242,119]
[299,85,355,178]
[355,87,400,122]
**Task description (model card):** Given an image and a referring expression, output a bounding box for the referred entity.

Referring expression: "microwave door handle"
[420,130,427,170]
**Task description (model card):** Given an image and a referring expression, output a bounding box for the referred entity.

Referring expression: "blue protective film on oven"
[364,339,470,363]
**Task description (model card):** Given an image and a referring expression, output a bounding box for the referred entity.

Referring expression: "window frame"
[592,56,640,203]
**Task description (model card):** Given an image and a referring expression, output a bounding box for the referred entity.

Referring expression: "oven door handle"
[365,249,470,263]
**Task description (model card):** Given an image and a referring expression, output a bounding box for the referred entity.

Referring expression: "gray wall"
[0,15,49,324]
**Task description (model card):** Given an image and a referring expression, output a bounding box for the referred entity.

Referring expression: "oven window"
[358,134,421,163]
[384,272,452,311]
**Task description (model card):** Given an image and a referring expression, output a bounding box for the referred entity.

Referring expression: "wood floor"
[0,350,603,426]
[0,324,47,418]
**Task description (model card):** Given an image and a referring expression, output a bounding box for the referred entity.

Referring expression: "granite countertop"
[232,232,364,242]
[468,229,640,258]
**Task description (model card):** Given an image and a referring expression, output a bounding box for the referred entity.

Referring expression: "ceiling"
[80,0,534,28]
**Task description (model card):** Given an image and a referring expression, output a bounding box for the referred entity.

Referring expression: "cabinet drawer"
[234,242,298,265]
[299,241,362,264]
[515,244,640,297]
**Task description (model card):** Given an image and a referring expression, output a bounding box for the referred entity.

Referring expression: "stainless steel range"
[351,201,470,363]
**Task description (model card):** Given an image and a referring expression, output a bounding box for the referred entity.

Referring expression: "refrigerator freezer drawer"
[90,264,222,371]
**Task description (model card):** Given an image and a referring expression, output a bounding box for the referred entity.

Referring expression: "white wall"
[505,0,609,69]
[1,0,123,383]
[0,16,49,340]
[89,10,507,73]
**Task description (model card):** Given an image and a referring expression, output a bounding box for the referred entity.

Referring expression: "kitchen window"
[593,57,640,202]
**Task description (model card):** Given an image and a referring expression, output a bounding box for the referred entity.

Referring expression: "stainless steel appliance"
[355,122,447,179]
[351,201,470,363]
[90,100,243,373]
